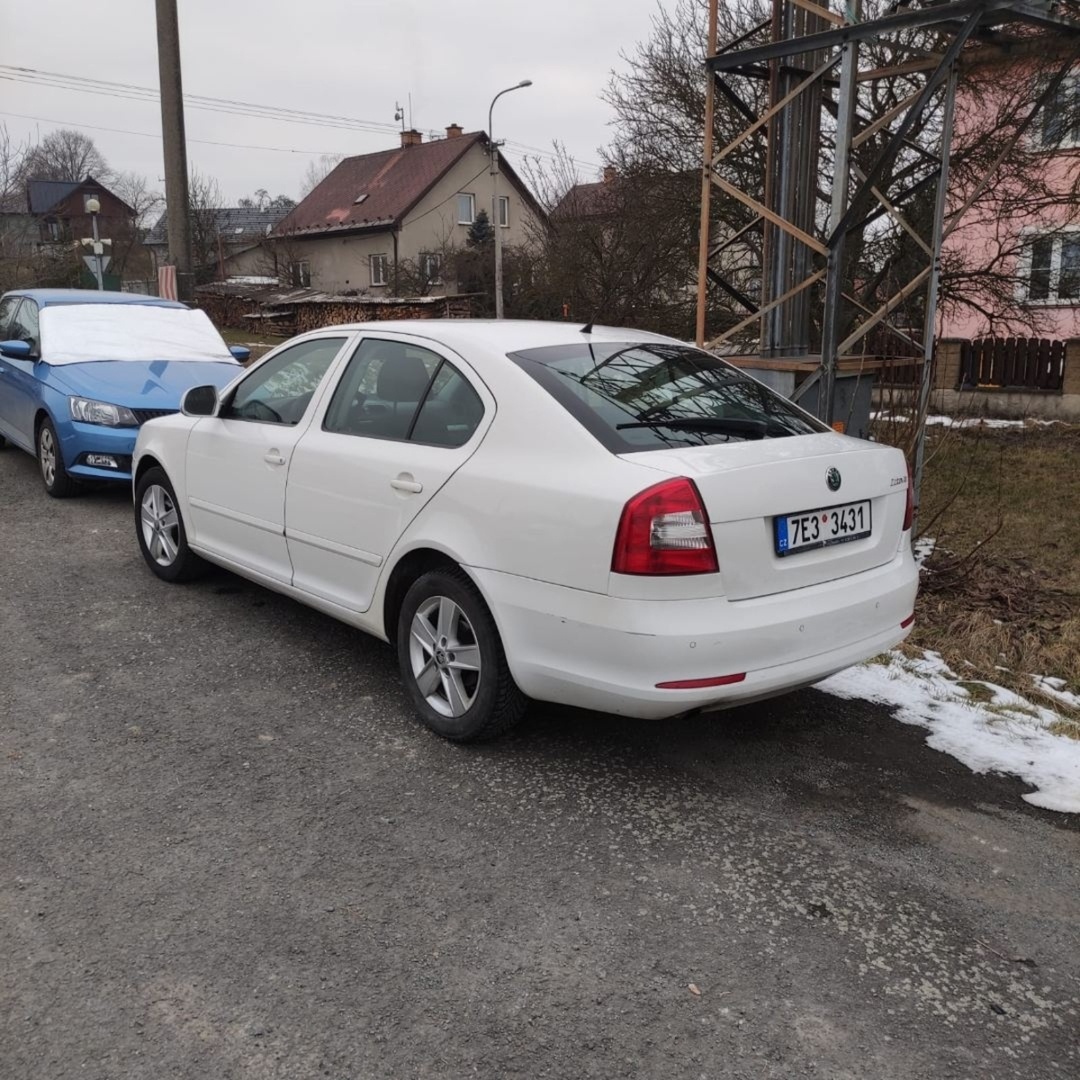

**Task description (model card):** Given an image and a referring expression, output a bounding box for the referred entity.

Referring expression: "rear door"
[184,334,351,583]
[285,334,492,612]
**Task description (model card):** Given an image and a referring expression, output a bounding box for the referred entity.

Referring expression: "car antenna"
[580,312,599,334]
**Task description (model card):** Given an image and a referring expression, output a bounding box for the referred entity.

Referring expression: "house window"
[456,193,475,225]
[1041,73,1080,148]
[290,260,311,288]
[1025,233,1080,302]
[420,252,442,285]
[83,193,99,213]
[498,195,510,228]
[370,253,389,287]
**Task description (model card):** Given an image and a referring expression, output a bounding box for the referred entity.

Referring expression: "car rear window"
[508,341,826,453]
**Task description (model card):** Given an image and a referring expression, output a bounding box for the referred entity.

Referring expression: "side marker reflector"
[656,673,747,690]
[900,613,915,629]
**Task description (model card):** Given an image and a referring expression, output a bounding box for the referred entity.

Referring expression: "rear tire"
[134,467,208,582]
[37,417,77,498]
[396,567,526,742]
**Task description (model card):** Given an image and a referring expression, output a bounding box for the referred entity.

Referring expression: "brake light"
[612,478,718,575]
[903,463,914,532]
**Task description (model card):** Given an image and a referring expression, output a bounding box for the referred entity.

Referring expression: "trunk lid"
[627,432,909,600]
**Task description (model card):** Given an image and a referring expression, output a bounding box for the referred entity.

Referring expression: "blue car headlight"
[69,396,139,427]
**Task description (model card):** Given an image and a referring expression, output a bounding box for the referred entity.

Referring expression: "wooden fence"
[958,337,1066,392]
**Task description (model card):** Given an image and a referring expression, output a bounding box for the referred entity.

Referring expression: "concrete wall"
[289,141,542,295]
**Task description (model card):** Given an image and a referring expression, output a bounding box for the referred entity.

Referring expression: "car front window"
[223,337,346,425]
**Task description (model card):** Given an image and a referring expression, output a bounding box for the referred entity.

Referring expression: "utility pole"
[488,80,532,319]
[155,0,193,301]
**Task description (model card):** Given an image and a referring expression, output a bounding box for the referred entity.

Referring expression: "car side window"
[0,296,21,339]
[409,362,485,447]
[322,339,441,441]
[222,337,346,425]
[8,300,40,355]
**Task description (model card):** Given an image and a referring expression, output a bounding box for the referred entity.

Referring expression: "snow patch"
[871,412,1066,431]
[817,651,1080,814]
[913,536,936,565]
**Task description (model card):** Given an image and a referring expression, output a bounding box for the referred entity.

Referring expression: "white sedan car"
[133,320,919,741]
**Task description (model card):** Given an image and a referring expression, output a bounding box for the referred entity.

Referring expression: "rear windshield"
[508,341,826,453]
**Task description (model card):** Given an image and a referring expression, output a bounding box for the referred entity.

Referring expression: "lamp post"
[84,197,107,291]
[488,79,532,319]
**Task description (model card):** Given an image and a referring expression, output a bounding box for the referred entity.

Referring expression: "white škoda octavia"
[133,320,919,741]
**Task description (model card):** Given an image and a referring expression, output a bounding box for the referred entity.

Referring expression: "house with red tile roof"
[272,126,546,295]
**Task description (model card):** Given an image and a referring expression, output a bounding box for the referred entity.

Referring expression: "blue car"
[0,289,248,496]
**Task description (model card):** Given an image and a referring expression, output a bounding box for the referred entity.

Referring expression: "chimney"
[445,123,463,140]
[400,129,423,148]
[603,165,617,185]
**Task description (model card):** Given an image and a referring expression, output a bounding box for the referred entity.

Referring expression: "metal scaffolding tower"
[695,0,1080,506]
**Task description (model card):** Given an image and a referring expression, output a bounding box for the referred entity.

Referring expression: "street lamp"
[83,196,107,291]
[488,79,532,319]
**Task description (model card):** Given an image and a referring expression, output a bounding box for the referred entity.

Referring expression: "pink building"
[940,63,1080,342]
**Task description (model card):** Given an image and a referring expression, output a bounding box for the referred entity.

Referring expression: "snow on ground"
[1031,675,1080,711]
[871,412,1067,430]
[817,650,1080,814]
[912,535,936,565]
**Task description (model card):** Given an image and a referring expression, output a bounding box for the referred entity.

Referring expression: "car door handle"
[390,474,423,494]
[264,450,287,466]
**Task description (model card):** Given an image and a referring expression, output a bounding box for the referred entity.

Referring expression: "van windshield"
[508,341,826,453]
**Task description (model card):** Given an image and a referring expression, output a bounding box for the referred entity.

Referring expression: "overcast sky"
[1,0,666,204]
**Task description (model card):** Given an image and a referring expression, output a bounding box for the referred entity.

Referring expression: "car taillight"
[903,462,914,532]
[612,477,718,575]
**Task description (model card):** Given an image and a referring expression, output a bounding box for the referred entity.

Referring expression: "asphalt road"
[1,445,1078,1080]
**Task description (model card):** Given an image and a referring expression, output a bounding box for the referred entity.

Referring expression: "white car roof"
[300,319,677,363]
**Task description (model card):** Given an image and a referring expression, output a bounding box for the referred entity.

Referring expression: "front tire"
[397,567,526,742]
[37,417,77,498]
[134,467,207,582]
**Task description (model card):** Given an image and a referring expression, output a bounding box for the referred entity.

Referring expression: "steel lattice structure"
[694,0,1080,505]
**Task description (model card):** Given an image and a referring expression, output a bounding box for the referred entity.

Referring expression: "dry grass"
[904,421,1080,727]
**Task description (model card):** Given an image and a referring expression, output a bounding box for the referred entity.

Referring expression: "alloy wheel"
[39,426,56,487]
[409,595,483,717]
[140,484,181,566]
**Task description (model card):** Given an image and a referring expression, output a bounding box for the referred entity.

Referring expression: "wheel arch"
[381,547,465,645]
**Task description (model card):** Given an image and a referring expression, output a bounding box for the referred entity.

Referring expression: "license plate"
[775,500,872,557]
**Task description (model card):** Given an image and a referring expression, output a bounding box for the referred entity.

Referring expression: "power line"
[0,64,604,171]
[0,110,343,156]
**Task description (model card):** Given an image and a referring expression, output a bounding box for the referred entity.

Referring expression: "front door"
[184,334,351,583]
[285,335,491,612]
[0,299,42,451]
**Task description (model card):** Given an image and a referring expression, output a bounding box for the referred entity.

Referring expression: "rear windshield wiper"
[616,416,769,439]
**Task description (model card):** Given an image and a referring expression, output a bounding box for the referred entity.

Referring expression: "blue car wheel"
[37,417,78,498]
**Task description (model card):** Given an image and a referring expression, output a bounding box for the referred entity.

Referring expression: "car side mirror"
[181,384,219,417]
[0,339,32,360]
[229,345,251,363]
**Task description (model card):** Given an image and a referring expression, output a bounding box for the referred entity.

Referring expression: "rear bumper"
[470,548,919,720]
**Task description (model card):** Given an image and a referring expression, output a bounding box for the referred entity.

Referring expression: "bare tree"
[600,0,1080,343]
[188,170,225,284]
[301,154,343,197]
[19,128,112,183]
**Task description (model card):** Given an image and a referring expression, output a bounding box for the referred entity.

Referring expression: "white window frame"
[370,253,389,287]
[290,259,311,288]
[457,193,475,225]
[1038,71,1080,151]
[1017,227,1080,305]
[498,195,510,228]
[420,252,442,286]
